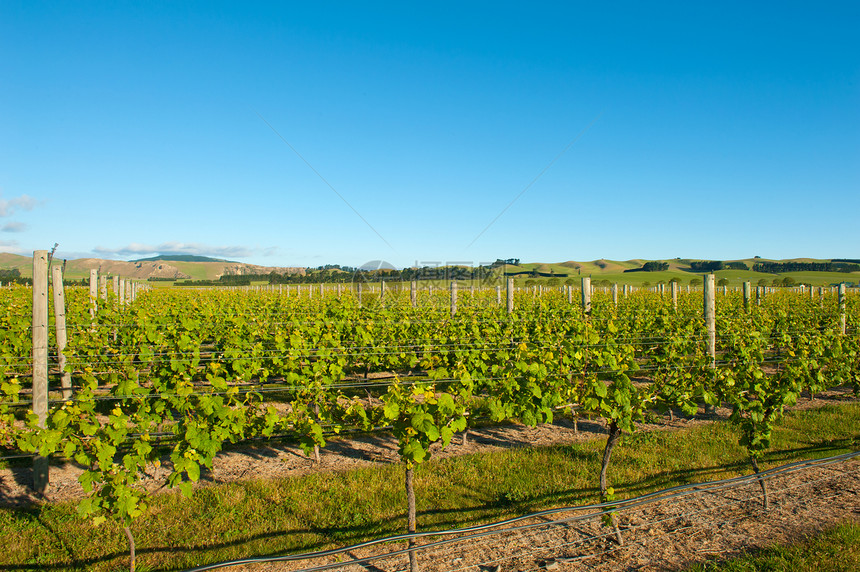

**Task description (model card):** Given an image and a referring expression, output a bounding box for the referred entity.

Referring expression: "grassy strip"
[689,521,860,571]
[0,403,857,571]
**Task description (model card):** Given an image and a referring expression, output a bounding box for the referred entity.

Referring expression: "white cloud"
[0,194,38,217]
[2,222,27,233]
[93,242,255,260]
[0,239,24,254]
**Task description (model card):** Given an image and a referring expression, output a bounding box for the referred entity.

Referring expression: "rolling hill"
[0,254,855,286]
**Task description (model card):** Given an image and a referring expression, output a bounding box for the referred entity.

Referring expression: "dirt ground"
[0,389,857,571]
[252,456,859,572]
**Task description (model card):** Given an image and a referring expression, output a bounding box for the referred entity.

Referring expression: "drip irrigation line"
[479,462,858,572]
[4,324,853,365]
[182,451,860,572]
[0,353,842,407]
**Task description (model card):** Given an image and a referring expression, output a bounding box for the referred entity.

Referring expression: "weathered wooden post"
[51,266,71,400]
[704,274,716,370]
[581,277,591,314]
[611,283,618,308]
[839,283,847,335]
[506,278,514,314]
[743,281,751,311]
[89,269,98,318]
[411,281,417,308]
[32,251,49,492]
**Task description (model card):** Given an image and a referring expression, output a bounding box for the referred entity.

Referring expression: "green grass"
[1,403,858,571]
[689,521,860,572]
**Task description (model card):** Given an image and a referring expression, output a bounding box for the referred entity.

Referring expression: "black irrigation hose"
[0,352,851,408]
[182,450,860,572]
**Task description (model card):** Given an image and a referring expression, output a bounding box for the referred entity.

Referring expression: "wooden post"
[756,286,762,306]
[112,275,120,300]
[507,278,514,314]
[671,281,678,310]
[89,269,98,318]
[411,281,417,308]
[743,281,751,311]
[380,280,386,299]
[450,281,457,317]
[611,283,618,308]
[51,267,71,400]
[32,251,49,492]
[567,285,573,304]
[581,277,591,314]
[704,274,716,370]
[357,282,362,308]
[839,283,847,335]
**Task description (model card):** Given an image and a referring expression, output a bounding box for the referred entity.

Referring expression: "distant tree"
[758,279,768,286]
[690,260,724,272]
[781,277,796,287]
[564,278,576,286]
[690,278,702,286]
[642,261,669,272]
[525,279,536,287]
[668,277,681,284]
[547,278,560,286]
[717,278,730,287]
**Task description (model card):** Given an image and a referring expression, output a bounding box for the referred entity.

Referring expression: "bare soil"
[270,457,859,572]
[0,388,857,571]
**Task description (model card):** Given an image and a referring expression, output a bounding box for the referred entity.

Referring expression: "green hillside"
[132,255,236,263]
[0,253,856,287]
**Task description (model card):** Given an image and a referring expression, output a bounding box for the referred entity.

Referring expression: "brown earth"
[0,389,856,571]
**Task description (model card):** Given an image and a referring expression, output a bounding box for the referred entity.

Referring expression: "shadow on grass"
[0,438,853,571]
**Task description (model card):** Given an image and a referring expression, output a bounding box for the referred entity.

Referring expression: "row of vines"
[0,281,858,570]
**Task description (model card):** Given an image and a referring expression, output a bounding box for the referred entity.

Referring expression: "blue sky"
[1,1,858,269]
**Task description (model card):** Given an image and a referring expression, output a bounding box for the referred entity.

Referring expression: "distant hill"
[0,253,855,285]
[131,255,237,263]
[0,253,305,281]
